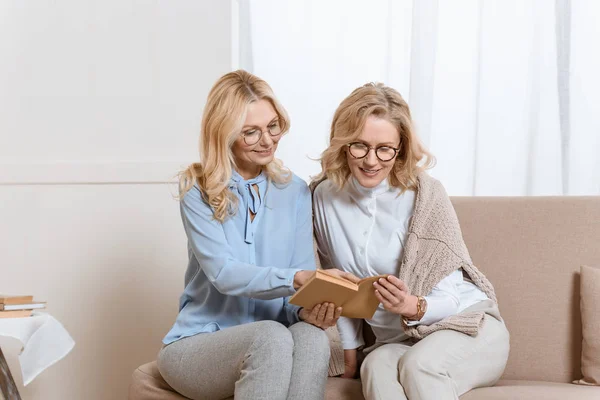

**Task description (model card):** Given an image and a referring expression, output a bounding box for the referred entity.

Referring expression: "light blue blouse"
[163,170,316,344]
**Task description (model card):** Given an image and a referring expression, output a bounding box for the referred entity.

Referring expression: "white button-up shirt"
[313,177,488,349]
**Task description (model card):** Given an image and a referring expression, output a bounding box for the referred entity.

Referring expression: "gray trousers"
[157,321,330,400]
[360,308,510,400]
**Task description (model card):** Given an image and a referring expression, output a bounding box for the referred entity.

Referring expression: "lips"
[253,148,272,156]
[360,167,381,177]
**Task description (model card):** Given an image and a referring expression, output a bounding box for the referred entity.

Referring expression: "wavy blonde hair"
[312,82,435,192]
[179,70,292,222]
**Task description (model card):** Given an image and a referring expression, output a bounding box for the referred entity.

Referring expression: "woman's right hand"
[299,302,342,329]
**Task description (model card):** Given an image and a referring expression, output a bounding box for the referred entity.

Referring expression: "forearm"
[342,349,358,379]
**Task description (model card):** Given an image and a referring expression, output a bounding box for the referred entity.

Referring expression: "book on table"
[0,295,45,318]
[0,310,33,318]
[0,294,34,305]
[0,302,46,311]
[289,270,386,319]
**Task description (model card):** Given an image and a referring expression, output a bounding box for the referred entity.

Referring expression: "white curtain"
[238,0,599,195]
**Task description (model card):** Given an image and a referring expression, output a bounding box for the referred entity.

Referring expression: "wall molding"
[0,161,194,185]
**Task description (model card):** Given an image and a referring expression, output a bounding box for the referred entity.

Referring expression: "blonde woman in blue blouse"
[158,70,359,400]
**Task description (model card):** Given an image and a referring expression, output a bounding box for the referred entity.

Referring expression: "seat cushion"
[325,378,600,400]
[460,380,600,400]
[325,377,364,400]
[128,361,189,400]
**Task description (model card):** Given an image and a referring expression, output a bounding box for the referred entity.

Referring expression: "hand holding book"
[298,302,342,329]
[290,270,387,319]
[373,275,420,319]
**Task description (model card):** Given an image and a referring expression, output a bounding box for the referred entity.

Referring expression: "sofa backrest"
[451,196,600,383]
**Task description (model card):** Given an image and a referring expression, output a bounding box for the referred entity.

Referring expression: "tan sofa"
[129,196,600,399]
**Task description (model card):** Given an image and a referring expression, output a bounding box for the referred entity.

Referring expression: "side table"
[0,345,21,399]
[0,312,75,399]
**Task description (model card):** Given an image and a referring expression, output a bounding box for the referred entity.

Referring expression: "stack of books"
[0,294,46,318]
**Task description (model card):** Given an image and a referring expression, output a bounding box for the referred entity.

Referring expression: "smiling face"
[346,115,400,188]
[232,99,282,179]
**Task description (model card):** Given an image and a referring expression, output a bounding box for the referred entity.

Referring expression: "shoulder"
[270,173,311,200]
[416,171,448,198]
[180,182,213,216]
[290,173,309,191]
[312,179,343,207]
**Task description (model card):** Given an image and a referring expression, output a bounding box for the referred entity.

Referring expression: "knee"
[398,350,439,383]
[253,320,294,354]
[311,326,331,362]
[360,350,385,379]
[292,322,331,361]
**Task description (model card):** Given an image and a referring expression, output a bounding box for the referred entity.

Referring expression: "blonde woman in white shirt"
[311,83,510,400]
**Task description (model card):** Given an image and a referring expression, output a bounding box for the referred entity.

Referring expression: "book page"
[316,270,357,290]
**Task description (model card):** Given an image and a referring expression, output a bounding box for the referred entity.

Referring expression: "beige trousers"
[360,310,510,400]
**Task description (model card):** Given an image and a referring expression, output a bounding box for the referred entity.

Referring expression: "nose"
[364,148,378,167]
[259,132,274,147]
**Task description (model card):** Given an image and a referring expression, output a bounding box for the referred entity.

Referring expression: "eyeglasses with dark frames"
[346,142,400,162]
[241,120,283,145]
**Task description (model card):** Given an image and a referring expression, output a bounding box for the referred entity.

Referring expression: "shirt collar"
[349,176,390,198]
[230,168,267,185]
[229,168,268,244]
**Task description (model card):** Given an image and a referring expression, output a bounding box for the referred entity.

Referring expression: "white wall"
[0,1,232,399]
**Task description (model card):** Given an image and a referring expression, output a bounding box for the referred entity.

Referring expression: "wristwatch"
[406,296,427,321]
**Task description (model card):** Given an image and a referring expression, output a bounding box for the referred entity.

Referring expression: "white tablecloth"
[0,311,75,385]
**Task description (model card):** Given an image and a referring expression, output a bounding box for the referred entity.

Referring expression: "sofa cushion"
[325,377,363,400]
[128,361,189,400]
[451,196,600,383]
[574,265,600,385]
[460,379,600,400]
[325,378,600,400]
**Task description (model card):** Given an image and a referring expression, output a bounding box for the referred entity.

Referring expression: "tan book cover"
[0,309,33,318]
[289,270,386,319]
[0,294,34,305]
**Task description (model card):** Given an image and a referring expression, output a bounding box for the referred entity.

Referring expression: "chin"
[251,156,274,166]
[356,177,382,188]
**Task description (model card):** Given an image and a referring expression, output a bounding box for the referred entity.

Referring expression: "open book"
[289,270,386,319]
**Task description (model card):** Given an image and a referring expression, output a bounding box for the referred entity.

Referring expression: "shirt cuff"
[285,269,303,293]
[405,295,457,326]
[288,304,302,325]
[341,337,365,350]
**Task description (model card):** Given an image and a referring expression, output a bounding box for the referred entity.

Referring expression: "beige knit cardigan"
[397,172,498,339]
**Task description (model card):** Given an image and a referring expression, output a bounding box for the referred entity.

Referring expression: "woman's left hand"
[373,276,418,317]
[299,302,342,329]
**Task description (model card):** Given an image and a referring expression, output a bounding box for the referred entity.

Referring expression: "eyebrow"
[242,116,279,130]
[354,139,399,147]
